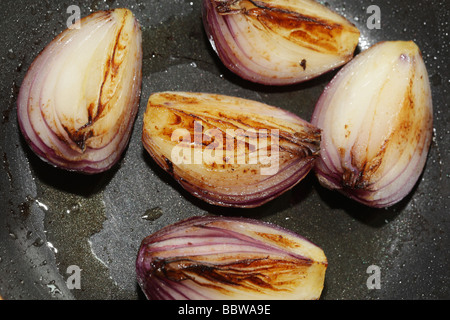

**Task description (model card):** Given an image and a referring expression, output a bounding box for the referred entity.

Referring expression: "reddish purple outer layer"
[136,215,321,300]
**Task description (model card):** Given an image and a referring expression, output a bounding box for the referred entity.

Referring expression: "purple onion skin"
[136,216,328,300]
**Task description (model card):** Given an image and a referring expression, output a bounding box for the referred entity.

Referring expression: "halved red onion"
[136,215,327,300]
[142,92,321,208]
[202,0,360,85]
[17,9,142,174]
[311,41,433,208]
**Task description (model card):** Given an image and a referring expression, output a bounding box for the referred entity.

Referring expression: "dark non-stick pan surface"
[0,0,449,300]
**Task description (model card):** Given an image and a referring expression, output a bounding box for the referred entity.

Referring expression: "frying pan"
[0,0,448,300]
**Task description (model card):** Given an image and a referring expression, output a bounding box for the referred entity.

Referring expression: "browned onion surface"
[202,0,360,85]
[142,92,321,208]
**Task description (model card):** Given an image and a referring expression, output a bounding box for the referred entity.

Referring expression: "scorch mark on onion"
[17,8,143,174]
[202,0,360,85]
[142,91,321,208]
[136,215,327,300]
[311,41,433,208]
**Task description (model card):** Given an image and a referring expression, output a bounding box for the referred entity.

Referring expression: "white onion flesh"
[202,0,360,85]
[17,9,142,173]
[136,216,327,300]
[142,92,321,208]
[311,41,433,208]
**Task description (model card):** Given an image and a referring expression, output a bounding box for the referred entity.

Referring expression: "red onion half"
[311,41,433,208]
[17,9,142,174]
[202,0,360,85]
[136,215,327,300]
[142,92,321,208]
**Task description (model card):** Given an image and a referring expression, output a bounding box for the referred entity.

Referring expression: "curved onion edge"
[17,9,143,174]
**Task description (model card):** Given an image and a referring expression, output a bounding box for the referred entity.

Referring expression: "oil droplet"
[46,242,58,254]
[18,199,31,220]
[64,202,81,214]
[35,199,49,211]
[46,280,62,296]
[32,238,45,247]
[7,49,16,60]
[431,73,442,86]
[141,207,163,222]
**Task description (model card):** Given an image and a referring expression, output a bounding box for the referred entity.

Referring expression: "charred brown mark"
[386,66,431,154]
[170,113,182,125]
[342,130,391,190]
[216,0,347,53]
[64,11,129,151]
[150,103,321,164]
[159,92,202,105]
[93,11,128,121]
[164,157,174,174]
[395,75,417,141]
[204,112,317,158]
[63,125,94,151]
[292,130,321,152]
[255,232,301,248]
[300,59,307,70]
[215,0,243,14]
[151,255,311,293]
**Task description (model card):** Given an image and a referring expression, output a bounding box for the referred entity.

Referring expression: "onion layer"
[17,9,143,174]
[142,92,321,208]
[202,0,360,85]
[311,41,433,208]
[136,215,327,300]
